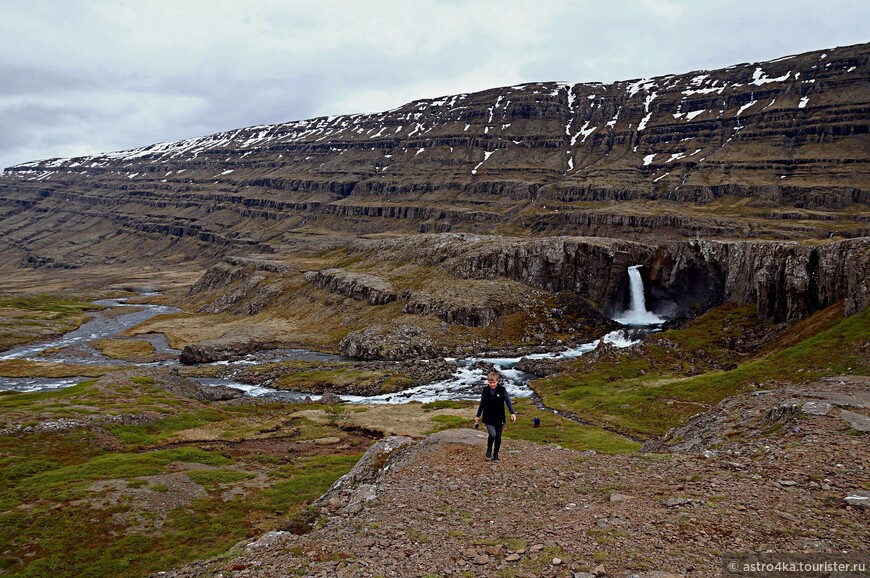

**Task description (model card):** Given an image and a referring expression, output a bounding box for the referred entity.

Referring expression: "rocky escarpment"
[304,269,398,306]
[402,293,499,327]
[179,234,867,365]
[350,234,653,310]
[645,236,870,321]
[186,258,297,315]
[349,233,869,322]
[0,43,867,269]
[188,256,533,331]
[300,267,523,328]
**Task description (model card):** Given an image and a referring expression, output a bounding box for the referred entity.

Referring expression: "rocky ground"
[157,376,869,578]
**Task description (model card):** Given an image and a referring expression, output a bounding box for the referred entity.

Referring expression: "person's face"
[488,376,498,389]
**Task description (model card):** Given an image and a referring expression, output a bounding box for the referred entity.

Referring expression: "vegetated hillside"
[532,302,870,438]
[0,42,868,273]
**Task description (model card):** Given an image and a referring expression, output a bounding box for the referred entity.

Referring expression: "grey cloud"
[0,64,101,96]
[1,0,868,170]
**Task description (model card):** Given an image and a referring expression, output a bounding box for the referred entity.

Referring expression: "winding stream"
[1,267,662,404]
[0,298,181,364]
[0,300,639,401]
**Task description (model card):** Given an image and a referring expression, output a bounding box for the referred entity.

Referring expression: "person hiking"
[474,370,516,462]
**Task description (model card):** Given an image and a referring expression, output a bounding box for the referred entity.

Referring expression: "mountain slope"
[0,42,868,269]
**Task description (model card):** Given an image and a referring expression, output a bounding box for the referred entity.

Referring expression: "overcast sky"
[1,0,867,170]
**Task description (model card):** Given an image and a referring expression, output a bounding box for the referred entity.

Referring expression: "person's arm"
[474,389,485,425]
[503,388,517,421]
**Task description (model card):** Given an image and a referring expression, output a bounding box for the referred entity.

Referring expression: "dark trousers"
[485,423,504,456]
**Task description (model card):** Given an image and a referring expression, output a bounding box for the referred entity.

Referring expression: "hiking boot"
[485,450,492,460]
[493,455,500,462]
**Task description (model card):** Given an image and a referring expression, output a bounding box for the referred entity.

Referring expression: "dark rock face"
[449,238,653,314]
[402,294,499,328]
[305,268,397,305]
[0,42,866,263]
[646,237,870,321]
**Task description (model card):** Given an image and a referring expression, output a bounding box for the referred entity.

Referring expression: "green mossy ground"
[0,360,114,378]
[0,294,106,351]
[0,378,365,578]
[534,303,869,438]
[418,399,641,454]
[504,398,642,454]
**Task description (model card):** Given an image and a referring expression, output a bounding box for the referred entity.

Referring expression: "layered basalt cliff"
[349,234,653,310]
[646,236,870,321]
[353,234,869,321]
[184,235,867,360]
[0,43,867,265]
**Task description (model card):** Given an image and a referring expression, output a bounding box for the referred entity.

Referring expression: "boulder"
[179,340,283,364]
[339,324,435,360]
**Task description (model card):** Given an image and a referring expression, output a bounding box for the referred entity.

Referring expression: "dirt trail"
[158,378,869,578]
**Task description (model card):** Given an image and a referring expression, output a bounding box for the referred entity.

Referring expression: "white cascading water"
[615,265,665,326]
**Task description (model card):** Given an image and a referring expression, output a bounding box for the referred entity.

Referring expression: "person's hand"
[474,417,480,424]
[510,413,517,422]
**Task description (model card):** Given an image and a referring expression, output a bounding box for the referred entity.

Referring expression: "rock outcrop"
[304,268,397,305]
[646,237,870,321]
[338,324,436,360]
[179,340,285,364]
[154,372,244,401]
[402,293,499,327]
[643,375,870,453]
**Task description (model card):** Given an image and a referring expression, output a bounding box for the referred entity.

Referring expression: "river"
[0,278,660,403]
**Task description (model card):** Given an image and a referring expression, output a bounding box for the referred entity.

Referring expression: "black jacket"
[476,385,515,425]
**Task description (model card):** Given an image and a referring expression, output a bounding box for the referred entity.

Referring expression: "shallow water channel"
[0,297,647,403]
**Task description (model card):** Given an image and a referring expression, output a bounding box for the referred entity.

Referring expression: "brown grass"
[0,359,113,378]
[93,338,158,362]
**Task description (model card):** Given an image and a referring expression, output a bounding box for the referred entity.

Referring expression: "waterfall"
[615,265,664,326]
